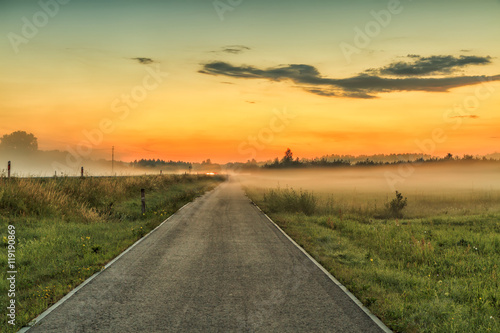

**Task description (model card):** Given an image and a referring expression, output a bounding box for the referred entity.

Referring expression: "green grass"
[247,187,499,333]
[0,174,224,332]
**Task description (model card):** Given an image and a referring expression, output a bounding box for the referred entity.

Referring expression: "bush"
[386,191,408,218]
[264,188,317,215]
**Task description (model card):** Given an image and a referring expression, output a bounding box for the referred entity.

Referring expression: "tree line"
[262,149,500,169]
[1,132,499,172]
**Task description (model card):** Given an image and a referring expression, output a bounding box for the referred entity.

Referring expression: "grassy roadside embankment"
[0,174,224,332]
[246,187,499,333]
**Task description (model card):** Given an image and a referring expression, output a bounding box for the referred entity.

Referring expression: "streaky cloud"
[368,55,491,76]
[222,45,251,54]
[450,115,480,119]
[211,45,251,55]
[131,57,155,65]
[199,61,500,99]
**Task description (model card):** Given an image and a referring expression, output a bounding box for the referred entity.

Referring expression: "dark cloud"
[368,55,491,76]
[303,88,337,97]
[219,45,251,54]
[131,57,154,65]
[199,61,500,99]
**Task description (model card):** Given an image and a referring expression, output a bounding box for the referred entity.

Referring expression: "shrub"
[386,191,408,218]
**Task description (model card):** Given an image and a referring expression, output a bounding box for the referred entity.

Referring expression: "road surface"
[27,179,388,332]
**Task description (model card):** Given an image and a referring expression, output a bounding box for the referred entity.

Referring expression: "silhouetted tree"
[0,131,38,152]
[281,148,293,164]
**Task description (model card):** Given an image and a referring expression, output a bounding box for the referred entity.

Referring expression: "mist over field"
[237,161,500,219]
[236,162,500,193]
[0,151,218,177]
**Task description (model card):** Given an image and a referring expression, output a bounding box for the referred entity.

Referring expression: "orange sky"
[1,0,499,164]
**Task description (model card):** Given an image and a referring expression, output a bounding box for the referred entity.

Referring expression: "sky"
[1,0,499,163]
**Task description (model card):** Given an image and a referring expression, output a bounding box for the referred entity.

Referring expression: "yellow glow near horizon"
[1,0,499,163]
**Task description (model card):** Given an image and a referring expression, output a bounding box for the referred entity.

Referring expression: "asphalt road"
[28,179,388,333]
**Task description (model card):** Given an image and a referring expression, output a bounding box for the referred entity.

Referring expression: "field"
[242,164,500,333]
[0,174,224,332]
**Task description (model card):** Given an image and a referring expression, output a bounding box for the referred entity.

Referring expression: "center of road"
[26,180,389,333]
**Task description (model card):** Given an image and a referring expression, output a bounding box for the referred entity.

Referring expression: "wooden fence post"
[7,161,11,178]
[141,189,146,214]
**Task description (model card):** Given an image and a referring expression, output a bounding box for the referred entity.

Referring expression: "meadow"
[243,165,499,333]
[0,174,223,332]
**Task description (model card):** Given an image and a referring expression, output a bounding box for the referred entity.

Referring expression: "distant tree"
[0,131,38,152]
[444,153,453,160]
[281,148,293,164]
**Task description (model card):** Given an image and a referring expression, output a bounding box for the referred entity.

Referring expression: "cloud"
[367,55,491,76]
[218,45,251,54]
[450,115,480,119]
[131,57,155,65]
[199,61,500,99]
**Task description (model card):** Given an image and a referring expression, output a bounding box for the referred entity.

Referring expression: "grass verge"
[247,187,499,333]
[0,174,224,332]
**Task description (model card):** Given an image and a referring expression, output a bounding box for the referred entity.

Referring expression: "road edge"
[17,186,218,332]
[249,200,393,333]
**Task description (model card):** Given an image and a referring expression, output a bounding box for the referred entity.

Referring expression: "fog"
[234,161,500,194]
[2,149,499,196]
[0,151,133,177]
[0,151,222,177]
[0,152,190,177]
